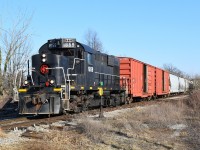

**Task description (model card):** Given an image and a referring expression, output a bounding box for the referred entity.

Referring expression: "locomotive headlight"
[24,80,28,85]
[42,54,46,57]
[42,58,46,62]
[50,79,55,84]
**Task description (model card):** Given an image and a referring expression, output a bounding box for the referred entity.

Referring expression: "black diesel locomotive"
[18,38,126,115]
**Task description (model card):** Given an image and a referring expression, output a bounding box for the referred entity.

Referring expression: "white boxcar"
[169,74,179,93]
[185,79,191,91]
[179,77,186,92]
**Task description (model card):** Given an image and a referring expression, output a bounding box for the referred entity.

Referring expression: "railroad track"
[0,94,189,131]
[0,114,73,131]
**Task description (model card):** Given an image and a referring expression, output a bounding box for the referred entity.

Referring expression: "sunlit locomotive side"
[18,38,126,115]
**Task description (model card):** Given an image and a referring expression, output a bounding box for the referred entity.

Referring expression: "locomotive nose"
[32,54,69,86]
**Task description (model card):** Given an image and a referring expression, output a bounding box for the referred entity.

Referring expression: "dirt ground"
[0,92,200,150]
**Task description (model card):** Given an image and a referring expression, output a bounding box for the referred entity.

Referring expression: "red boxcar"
[119,57,156,100]
[155,67,170,96]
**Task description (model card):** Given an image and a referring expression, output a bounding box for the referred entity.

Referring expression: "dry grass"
[107,100,186,133]
[77,94,198,149]
[182,90,200,149]
[141,101,186,128]
[76,101,186,149]
[8,130,93,150]
[186,90,200,116]
[78,118,112,143]
[78,117,136,149]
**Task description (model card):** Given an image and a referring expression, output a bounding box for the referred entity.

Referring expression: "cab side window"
[78,49,83,59]
[87,53,92,65]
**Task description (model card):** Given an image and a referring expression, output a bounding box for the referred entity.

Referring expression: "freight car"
[18,38,126,115]
[119,57,170,102]
[169,74,192,94]
[119,57,156,102]
[17,38,192,115]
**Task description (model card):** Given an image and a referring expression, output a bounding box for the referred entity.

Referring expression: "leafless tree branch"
[163,63,185,78]
[84,29,104,52]
[0,11,33,96]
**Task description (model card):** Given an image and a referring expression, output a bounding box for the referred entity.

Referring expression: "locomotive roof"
[38,38,104,55]
[78,42,108,56]
[78,42,95,54]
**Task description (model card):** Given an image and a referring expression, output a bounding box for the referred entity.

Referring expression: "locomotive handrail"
[14,68,35,87]
[94,72,128,81]
[28,69,35,85]
[13,69,34,101]
[46,67,67,98]
[66,58,85,100]
[66,58,85,80]
[94,72,129,80]
[94,72,121,78]
[94,72,129,91]
[46,67,69,109]
[15,69,33,86]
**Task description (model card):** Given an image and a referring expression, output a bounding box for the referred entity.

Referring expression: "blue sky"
[1,0,200,75]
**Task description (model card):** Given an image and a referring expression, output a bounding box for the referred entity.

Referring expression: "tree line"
[0,12,32,99]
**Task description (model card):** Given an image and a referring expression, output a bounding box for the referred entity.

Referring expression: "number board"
[48,39,62,49]
[62,38,76,48]
[88,66,94,72]
[48,38,76,49]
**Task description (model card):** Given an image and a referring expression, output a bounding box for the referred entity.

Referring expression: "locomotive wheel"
[107,98,111,107]
[112,97,117,107]
[105,98,111,107]
[81,102,89,111]
[70,101,81,113]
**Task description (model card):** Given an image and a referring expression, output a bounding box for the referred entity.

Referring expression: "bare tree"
[163,63,185,77]
[191,74,200,90]
[0,12,32,96]
[84,29,104,52]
